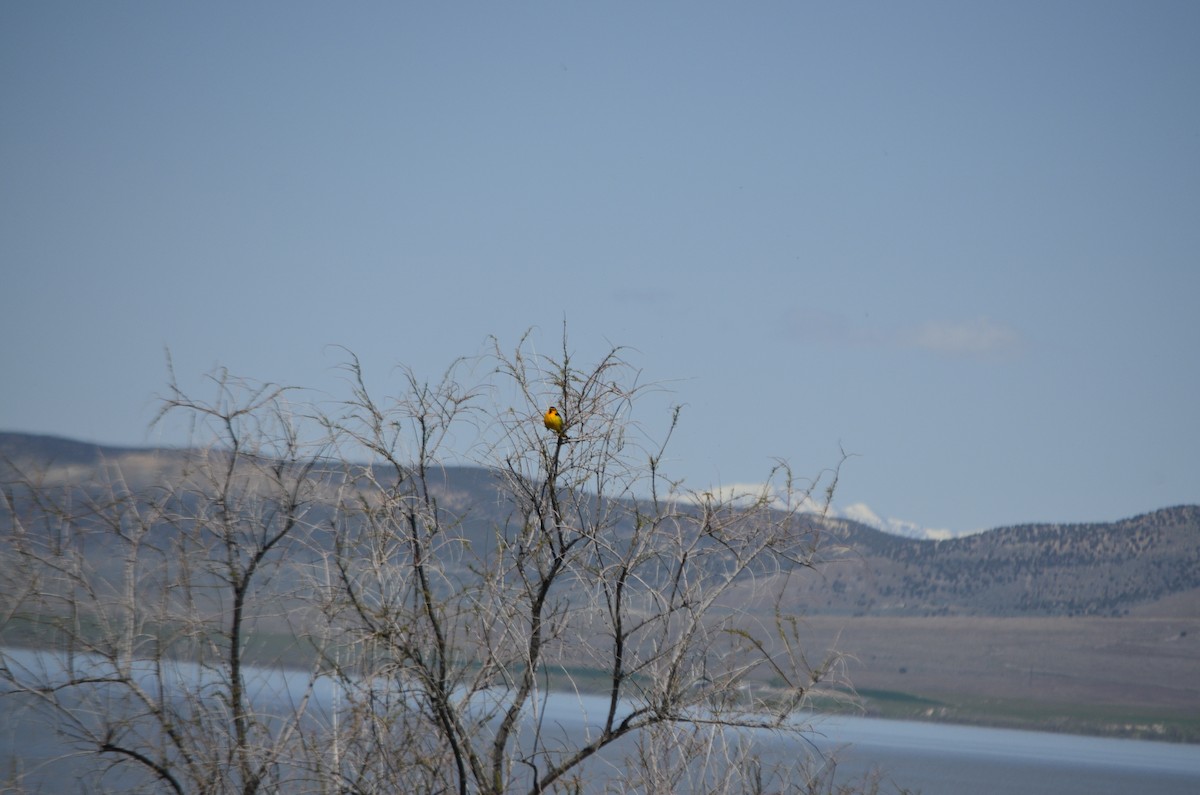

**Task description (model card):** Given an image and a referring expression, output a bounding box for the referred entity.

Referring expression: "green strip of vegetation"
[846,688,1200,743]
[854,688,944,707]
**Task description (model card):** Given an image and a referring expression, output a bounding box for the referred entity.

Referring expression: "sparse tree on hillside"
[2,331,888,794]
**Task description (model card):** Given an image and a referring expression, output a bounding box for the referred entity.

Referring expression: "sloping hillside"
[799,507,1200,617]
[6,432,1199,739]
[3,431,1198,618]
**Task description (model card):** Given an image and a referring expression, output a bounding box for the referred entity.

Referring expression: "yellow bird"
[543,406,566,437]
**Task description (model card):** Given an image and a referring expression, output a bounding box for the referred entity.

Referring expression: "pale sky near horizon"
[3,2,1198,536]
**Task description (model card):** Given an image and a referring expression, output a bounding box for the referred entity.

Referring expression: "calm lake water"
[784,713,1200,795]
[542,693,1200,795]
[3,648,1198,794]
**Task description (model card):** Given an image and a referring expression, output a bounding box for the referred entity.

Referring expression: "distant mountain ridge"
[804,505,1200,616]
[3,431,1197,619]
[0,430,159,465]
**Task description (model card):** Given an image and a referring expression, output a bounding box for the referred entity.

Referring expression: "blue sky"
[3,2,1198,536]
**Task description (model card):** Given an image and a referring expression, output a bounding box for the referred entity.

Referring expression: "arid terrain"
[795,611,1200,737]
[3,432,1198,741]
